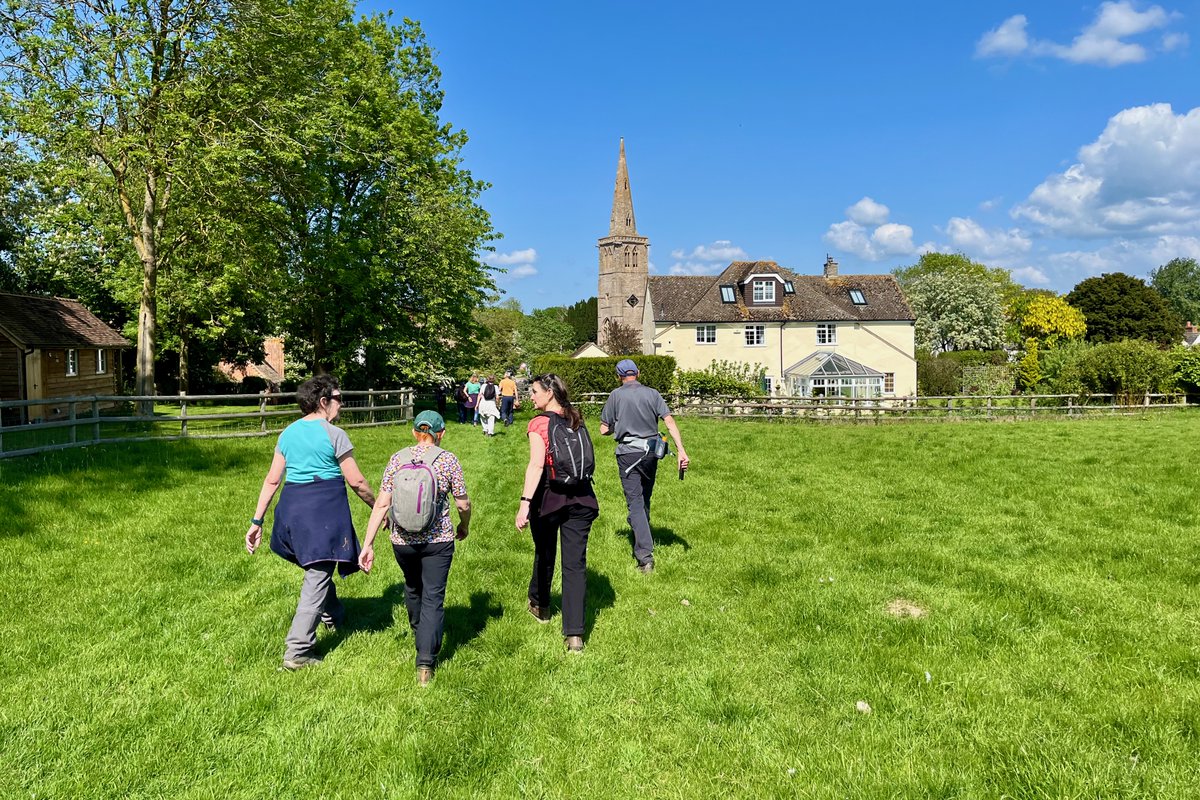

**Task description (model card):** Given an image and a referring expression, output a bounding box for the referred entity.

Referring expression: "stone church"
[595,140,917,396]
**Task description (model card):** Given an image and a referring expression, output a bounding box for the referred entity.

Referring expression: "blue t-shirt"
[275,418,353,484]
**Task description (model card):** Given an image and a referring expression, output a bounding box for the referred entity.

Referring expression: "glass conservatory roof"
[783,351,885,378]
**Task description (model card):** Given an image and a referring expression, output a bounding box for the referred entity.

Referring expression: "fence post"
[405,389,414,421]
[1144,393,1150,408]
[260,393,268,433]
[1030,396,1036,418]
[369,389,376,424]
[68,398,77,444]
[92,398,100,442]
[179,391,188,438]
[1067,396,1073,417]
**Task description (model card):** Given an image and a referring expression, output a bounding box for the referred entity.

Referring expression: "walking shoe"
[637,560,655,574]
[564,635,585,653]
[281,654,323,671]
[527,599,551,624]
[417,666,434,687]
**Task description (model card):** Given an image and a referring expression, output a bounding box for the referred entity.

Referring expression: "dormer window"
[719,285,736,303]
[783,281,795,294]
[849,289,867,305]
[752,280,775,303]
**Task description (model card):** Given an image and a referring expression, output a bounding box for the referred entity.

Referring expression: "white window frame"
[695,324,716,344]
[96,348,108,374]
[744,325,765,347]
[752,280,775,303]
[816,323,837,345]
[66,348,78,377]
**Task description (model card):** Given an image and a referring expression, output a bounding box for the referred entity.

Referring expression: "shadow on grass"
[617,525,692,555]
[584,567,616,639]
[330,586,503,666]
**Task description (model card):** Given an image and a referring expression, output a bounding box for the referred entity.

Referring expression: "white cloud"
[483,247,537,267]
[1047,235,1200,278]
[979,196,1004,212]
[1013,103,1200,237]
[976,2,1181,66]
[1162,31,1189,51]
[667,239,749,275]
[509,264,538,278]
[944,217,1032,259]
[846,196,891,226]
[977,15,1030,57]
[1011,266,1051,285]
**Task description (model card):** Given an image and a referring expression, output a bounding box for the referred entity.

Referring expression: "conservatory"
[783,352,886,399]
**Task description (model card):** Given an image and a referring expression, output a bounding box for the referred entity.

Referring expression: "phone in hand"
[678,463,685,481]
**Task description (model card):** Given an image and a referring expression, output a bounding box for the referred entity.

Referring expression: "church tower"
[597,138,649,349]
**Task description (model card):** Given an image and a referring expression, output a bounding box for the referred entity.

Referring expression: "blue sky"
[365,1,1200,310]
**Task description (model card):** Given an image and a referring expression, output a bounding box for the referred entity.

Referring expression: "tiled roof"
[0,292,131,349]
[648,261,914,323]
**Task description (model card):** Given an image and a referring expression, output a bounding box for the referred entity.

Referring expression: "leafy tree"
[1150,257,1200,327]
[2,0,233,399]
[1035,339,1093,395]
[894,252,1019,304]
[905,269,1006,352]
[473,303,525,375]
[1171,345,1200,397]
[1065,273,1181,347]
[563,297,598,348]
[1015,338,1040,391]
[601,318,643,355]
[1009,292,1087,346]
[1072,339,1175,402]
[520,307,575,360]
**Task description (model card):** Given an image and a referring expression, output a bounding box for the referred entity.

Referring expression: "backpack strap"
[409,444,444,466]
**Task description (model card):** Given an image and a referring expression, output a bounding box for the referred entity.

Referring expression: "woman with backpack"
[514,373,598,653]
[358,410,471,687]
[477,374,500,436]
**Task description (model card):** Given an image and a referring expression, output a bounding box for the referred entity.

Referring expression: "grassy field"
[2,412,1199,798]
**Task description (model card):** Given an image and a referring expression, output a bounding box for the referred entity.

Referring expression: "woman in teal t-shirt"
[245,375,378,671]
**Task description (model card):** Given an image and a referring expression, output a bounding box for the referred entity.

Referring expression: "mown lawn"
[2,412,1199,798]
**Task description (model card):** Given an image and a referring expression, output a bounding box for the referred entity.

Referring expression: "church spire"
[609,138,637,236]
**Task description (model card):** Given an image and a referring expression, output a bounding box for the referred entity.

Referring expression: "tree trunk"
[136,250,157,414]
[178,335,189,395]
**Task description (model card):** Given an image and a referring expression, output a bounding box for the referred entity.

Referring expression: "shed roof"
[648,261,914,323]
[0,292,131,349]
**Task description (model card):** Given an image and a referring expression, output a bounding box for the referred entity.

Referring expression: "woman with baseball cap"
[359,410,472,686]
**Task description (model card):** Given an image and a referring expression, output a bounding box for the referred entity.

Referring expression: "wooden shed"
[0,292,131,423]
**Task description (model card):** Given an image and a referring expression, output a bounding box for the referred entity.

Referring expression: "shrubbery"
[530,355,677,396]
[1071,339,1174,402]
[916,350,1008,396]
[674,360,766,397]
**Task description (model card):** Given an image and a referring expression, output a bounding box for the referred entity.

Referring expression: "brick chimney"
[823,254,839,278]
[264,337,284,377]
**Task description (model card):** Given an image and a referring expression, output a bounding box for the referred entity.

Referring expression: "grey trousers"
[617,451,658,565]
[284,562,344,659]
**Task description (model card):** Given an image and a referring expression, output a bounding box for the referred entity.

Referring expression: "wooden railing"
[577,392,1189,421]
[0,389,415,459]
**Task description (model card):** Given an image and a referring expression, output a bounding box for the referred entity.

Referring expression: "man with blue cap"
[599,359,689,573]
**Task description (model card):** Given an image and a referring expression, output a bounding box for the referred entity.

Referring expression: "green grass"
[2,412,1200,798]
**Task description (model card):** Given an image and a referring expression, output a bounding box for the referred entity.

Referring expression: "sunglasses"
[328,393,343,402]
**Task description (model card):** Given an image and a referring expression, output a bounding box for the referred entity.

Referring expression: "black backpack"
[483,383,496,401]
[543,412,594,488]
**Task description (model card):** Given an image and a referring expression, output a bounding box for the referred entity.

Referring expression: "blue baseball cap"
[616,359,639,376]
[413,410,446,433]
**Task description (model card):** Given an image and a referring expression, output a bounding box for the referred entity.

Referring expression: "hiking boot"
[281,654,323,671]
[527,599,551,624]
[417,666,434,687]
[564,635,585,653]
[637,560,655,574]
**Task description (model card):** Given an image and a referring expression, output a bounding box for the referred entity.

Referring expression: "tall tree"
[1065,273,1181,347]
[1,0,230,400]
[563,296,598,347]
[520,306,575,359]
[1007,290,1086,347]
[894,252,1019,305]
[237,6,496,383]
[905,270,1006,353]
[1150,257,1200,327]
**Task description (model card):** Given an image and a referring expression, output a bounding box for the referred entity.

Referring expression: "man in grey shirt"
[599,359,690,573]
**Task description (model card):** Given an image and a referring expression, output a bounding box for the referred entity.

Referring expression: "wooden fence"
[579,392,1189,422]
[0,389,415,459]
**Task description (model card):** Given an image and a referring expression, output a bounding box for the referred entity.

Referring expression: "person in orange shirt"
[499,369,519,427]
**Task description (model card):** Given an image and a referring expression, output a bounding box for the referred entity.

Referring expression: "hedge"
[531,355,677,396]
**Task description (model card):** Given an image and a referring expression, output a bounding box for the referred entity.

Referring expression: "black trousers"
[528,503,597,636]
[500,396,515,425]
[617,451,658,565]
[392,540,455,667]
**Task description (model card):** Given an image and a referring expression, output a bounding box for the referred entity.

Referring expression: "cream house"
[645,257,916,398]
